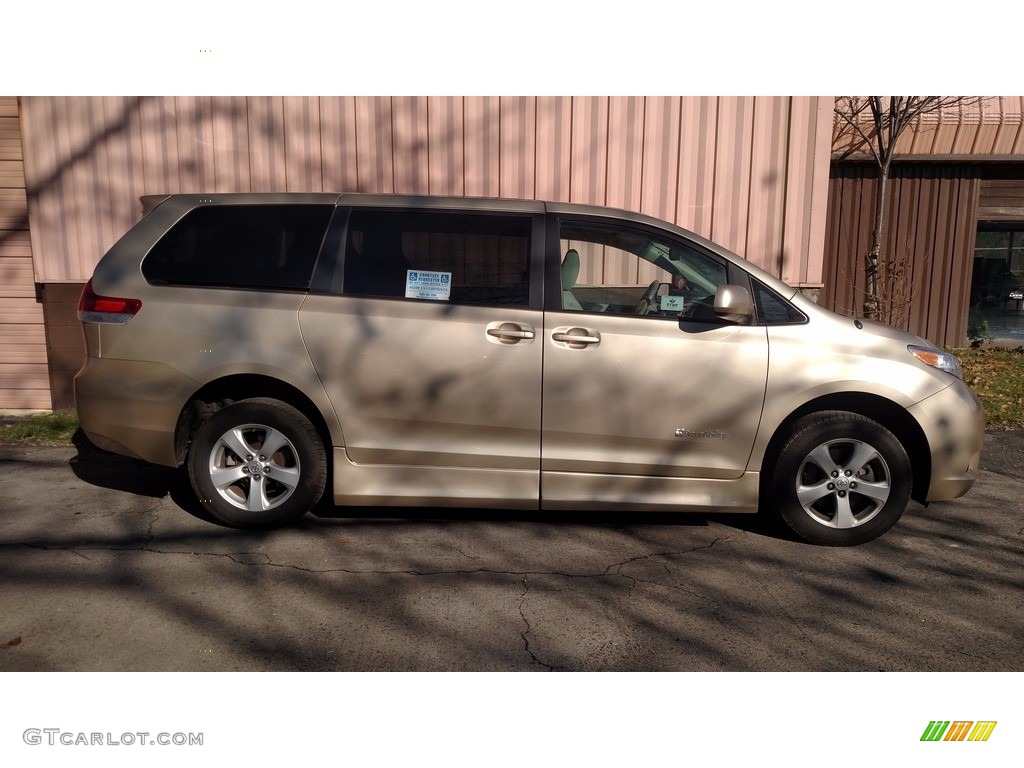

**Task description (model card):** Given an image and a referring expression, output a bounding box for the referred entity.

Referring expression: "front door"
[540,216,768,505]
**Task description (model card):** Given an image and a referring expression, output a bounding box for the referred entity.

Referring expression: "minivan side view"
[74,194,984,546]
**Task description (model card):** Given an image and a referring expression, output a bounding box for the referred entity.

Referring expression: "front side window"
[558,220,728,319]
[142,205,332,290]
[343,210,532,307]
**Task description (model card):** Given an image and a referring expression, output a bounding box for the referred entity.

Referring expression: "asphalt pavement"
[1,432,1022,671]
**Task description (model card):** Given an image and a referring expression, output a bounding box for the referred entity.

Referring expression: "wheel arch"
[174,374,336,467]
[760,392,931,504]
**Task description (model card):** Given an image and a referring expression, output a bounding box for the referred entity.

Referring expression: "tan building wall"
[21,96,834,287]
[19,96,835,410]
[0,96,50,411]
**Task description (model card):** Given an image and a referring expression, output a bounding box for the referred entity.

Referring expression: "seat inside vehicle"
[561,249,582,310]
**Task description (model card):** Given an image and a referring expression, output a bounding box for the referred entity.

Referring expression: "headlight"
[908,345,963,380]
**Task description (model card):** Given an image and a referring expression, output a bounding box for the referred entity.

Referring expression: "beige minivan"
[74,193,984,545]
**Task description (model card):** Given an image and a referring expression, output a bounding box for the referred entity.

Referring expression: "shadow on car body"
[67,429,797,540]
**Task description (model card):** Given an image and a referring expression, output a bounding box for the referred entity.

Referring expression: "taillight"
[78,278,142,324]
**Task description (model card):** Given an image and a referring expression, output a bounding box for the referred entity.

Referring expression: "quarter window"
[751,280,807,325]
[142,205,332,290]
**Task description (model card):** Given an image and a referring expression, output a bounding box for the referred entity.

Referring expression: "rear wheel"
[767,411,912,546]
[188,398,327,528]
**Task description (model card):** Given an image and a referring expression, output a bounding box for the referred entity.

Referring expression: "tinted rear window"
[342,209,532,306]
[142,205,332,290]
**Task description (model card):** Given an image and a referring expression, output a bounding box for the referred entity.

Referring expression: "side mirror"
[713,284,754,324]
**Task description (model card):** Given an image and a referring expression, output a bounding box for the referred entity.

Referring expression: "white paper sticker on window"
[660,295,684,312]
[405,270,452,300]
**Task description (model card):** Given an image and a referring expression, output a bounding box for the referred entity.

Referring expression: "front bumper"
[908,379,985,502]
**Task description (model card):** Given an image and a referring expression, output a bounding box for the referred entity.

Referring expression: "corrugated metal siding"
[0,97,51,410]
[834,96,1024,158]
[21,96,833,288]
[921,97,1024,156]
[821,163,979,347]
[978,177,1024,219]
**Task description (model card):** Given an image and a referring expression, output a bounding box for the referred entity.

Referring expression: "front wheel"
[187,398,327,528]
[767,411,912,546]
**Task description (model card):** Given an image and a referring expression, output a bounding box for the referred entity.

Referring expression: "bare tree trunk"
[864,158,890,321]
[836,96,979,324]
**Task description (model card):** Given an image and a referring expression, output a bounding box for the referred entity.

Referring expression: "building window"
[969,223,1024,341]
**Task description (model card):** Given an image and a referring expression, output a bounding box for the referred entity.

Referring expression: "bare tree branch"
[833,95,980,322]
[834,97,882,165]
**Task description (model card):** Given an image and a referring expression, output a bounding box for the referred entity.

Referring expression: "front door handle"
[551,327,601,348]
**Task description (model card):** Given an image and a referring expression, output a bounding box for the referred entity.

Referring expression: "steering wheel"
[679,293,716,320]
[634,280,661,315]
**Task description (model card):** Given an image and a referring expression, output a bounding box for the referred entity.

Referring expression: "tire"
[187,398,327,528]
[767,411,912,546]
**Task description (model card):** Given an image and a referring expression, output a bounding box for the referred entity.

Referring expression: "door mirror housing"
[713,284,755,324]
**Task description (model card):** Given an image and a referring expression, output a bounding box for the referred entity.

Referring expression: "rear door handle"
[486,322,536,344]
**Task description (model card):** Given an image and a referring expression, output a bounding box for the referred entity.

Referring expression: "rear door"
[299,202,546,505]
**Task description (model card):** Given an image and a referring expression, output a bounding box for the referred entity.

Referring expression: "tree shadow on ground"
[67,427,796,539]
[69,429,217,524]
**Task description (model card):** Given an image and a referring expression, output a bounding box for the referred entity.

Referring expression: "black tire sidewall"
[187,398,326,528]
[769,412,912,546]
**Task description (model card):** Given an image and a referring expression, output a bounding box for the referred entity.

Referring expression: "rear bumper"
[908,379,985,502]
[74,357,198,467]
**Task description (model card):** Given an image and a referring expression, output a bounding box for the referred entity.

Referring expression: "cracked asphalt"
[1,433,1022,671]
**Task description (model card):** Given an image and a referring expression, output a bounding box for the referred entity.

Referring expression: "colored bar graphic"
[920,721,997,742]
[945,721,973,741]
[968,722,997,742]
